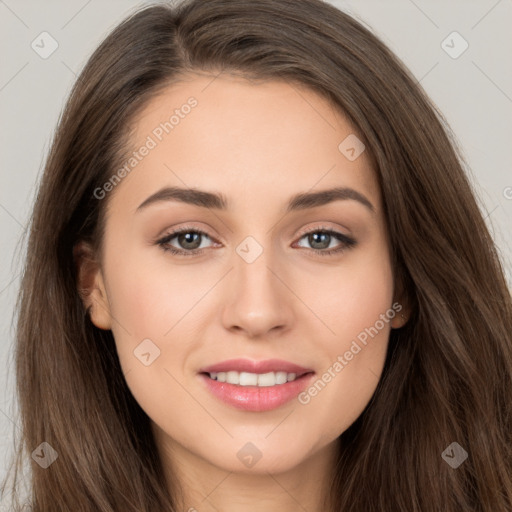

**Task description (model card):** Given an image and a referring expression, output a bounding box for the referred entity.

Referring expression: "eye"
[294,227,356,256]
[157,226,216,257]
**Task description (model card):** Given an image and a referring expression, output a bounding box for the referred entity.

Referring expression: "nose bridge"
[233,233,282,304]
[221,233,293,336]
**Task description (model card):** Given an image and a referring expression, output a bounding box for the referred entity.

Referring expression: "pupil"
[310,232,330,249]
[179,232,201,249]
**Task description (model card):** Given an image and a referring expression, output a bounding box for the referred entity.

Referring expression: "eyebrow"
[136,186,374,213]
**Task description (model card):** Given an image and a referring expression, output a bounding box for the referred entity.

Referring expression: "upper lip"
[200,358,314,376]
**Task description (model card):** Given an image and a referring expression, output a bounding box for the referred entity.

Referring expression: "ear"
[73,241,112,330]
[390,271,413,329]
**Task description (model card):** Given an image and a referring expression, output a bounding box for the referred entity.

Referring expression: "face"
[80,73,404,476]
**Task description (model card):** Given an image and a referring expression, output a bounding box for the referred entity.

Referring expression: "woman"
[2,0,511,510]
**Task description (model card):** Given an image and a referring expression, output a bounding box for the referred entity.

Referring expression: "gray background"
[1,0,511,496]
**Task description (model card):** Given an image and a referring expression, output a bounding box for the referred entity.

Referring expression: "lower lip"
[199,373,315,412]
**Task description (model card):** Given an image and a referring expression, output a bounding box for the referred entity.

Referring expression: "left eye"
[296,230,350,251]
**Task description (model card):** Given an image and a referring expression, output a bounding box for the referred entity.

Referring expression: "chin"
[199,436,322,475]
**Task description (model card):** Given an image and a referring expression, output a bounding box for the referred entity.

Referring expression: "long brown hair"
[2,0,511,510]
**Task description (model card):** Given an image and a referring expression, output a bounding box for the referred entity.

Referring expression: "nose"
[221,243,295,339]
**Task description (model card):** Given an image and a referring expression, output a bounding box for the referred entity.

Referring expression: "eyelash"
[156,225,357,258]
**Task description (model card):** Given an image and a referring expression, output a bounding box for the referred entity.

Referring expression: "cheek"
[294,243,394,345]
[105,248,213,341]
[301,324,390,444]
[102,246,213,403]
[337,263,394,337]
[294,248,394,437]
[103,250,206,426]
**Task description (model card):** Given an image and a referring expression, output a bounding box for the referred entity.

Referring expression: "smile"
[199,359,315,412]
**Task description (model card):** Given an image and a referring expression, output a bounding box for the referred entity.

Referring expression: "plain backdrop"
[1,0,511,496]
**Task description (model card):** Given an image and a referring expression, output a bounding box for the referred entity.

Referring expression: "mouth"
[198,359,315,412]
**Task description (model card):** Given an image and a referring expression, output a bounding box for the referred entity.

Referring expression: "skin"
[76,73,408,512]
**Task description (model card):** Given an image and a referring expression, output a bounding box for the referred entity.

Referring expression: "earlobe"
[391,271,414,329]
[390,295,412,329]
[391,310,408,329]
[73,241,112,330]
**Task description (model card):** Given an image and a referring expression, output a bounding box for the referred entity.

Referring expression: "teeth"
[258,372,277,387]
[275,371,287,384]
[208,370,299,386]
[226,371,239,385]
[239,372,258,386]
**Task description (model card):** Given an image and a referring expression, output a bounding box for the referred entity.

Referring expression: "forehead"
[109,73,380,215]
